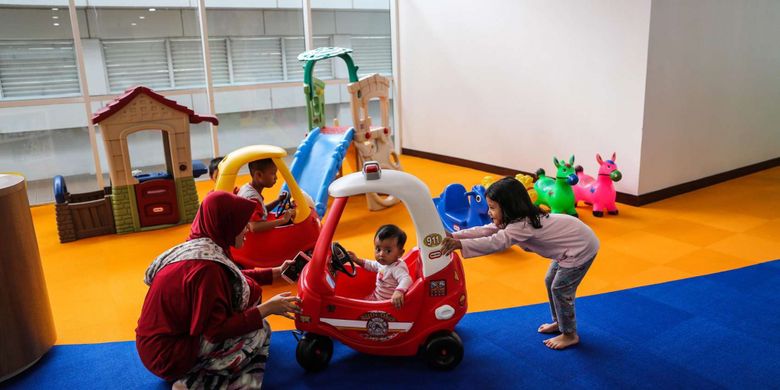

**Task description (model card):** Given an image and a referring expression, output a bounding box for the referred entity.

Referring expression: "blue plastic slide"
[285,127,355,217]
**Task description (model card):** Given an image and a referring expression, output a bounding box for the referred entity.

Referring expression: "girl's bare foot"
[172,380,188,390]
[544,333,579,350]
[537,322,560,334]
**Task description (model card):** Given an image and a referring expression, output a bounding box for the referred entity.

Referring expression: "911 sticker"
[423,233,443,247]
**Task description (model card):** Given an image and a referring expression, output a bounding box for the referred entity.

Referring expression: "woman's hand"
[272,260,293,280]
[441,237,462,256]
[258,292,301,320]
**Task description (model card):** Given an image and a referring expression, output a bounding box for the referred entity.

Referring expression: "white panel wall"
[638,0,780,194]
[398,1,651,195]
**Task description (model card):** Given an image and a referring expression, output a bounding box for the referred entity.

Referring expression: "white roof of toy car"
[329,166,450,278]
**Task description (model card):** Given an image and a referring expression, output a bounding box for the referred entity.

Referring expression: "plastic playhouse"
[283,47,402,217]
[215,145,321,268]
[347,73,403,211]
[293,162,467,371]
[54,86,212,243]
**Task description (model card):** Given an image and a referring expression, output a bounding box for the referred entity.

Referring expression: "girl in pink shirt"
[441,177,599,350]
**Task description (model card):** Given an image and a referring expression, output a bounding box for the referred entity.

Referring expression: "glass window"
[323,1,396,147]
[351,36,392,76]
[0,5,83,100]
[284,36,333,81]
[102,39,169,92]
[0,40,81,99]
[209,4,311,155]
[229,37,284,84]
[86,5,215,175]
[0,4,97,204]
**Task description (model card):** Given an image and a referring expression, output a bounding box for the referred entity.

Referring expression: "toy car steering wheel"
[272,191,292,217]
[330,242,357,277]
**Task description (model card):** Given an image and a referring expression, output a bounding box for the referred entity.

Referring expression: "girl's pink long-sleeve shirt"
[452,213,599,268]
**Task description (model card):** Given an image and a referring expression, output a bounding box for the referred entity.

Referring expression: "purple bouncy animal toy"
[573,153,622,217]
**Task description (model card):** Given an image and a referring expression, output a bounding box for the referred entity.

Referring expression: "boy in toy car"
[237,158,296,232]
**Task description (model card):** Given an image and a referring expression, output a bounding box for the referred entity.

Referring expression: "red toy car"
[292,163,468,371]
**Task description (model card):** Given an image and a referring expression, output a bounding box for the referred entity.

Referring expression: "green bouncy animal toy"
[534,155,579,217]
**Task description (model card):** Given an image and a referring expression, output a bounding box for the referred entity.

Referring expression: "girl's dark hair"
[486,177,547,229]
[375,224,407,248]
[208,157,224,178]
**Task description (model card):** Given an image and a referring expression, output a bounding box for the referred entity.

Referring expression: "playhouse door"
[135,179,179,227]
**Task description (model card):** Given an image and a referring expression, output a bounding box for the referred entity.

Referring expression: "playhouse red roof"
[92,86,219,125]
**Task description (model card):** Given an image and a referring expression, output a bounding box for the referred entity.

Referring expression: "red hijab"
[188,191,256,255]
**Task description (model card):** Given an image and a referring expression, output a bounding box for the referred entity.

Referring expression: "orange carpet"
[30,156,780,344]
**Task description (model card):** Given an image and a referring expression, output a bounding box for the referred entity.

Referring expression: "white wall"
[398,0,652,195]
[638,0,780,194]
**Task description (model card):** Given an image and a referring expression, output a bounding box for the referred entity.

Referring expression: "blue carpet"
[4,260,780,389]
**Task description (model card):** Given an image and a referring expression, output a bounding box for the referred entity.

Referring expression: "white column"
[68,0,105,188]
[390,0,402,155]
[302,0,314,50]
[197,0,220,158]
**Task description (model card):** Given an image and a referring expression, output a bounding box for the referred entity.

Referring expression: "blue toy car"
[432,183,490,233]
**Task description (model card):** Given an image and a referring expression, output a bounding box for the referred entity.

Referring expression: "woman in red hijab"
[136,191,300,389]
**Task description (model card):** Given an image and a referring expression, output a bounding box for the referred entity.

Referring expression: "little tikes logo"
[428,250,442,260]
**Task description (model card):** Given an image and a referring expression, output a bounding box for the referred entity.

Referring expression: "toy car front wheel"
[296,333,333,372]
[424,331,464,370]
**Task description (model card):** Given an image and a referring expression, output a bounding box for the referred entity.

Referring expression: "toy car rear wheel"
[296,333,333,372]
[424,331,463,370]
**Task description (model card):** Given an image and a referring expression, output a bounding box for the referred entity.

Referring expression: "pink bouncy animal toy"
[573,153,622,217]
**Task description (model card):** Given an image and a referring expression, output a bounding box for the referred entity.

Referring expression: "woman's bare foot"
[537,322,560,334]
[544,333,579,350]
[172,380,188,390]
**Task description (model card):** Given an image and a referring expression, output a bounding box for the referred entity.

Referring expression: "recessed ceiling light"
[53,23,60,26]
[139,16,145,19]
[52,7,58,11]
[131,22,137,26]
[148,8,156,11]
[52,16,59,19]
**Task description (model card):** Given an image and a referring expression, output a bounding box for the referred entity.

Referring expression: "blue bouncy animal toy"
[433,183,491,232]
[534,156,579,217]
